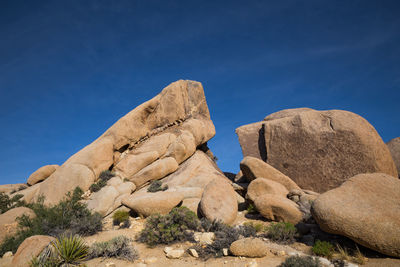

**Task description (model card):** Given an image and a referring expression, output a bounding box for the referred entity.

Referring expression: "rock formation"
[311,172,400,257]
[387,137,400,177]
[236,108,398,192]
[13,80,237,224]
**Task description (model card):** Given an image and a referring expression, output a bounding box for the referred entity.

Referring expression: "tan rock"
[122,191,184,217]
[311,173,400,257]
[168,186,203,198]
[246,178,289,202]
[200,178,238,225]
[86,186,119,216]
[230,238,269,257]
[165,130,196,164]
[387,137,400,177]
[130,157,179,187]
[11,183,40,204]
[30,80,216,205]
[11,235,55,267]
[27,164,58,186]
[237,108,398,192]
[236,122,266,160]
[133,133,176,155]
[263,107,314,121]
[0,184,27,194]
[254,194,302,224]
[194,232,215,245]
[0,207,35,243]
[240,157,300,191]
[115,181,136,195]
[114,151,159,179]
[181,198,201,215]
[37,163,95,205]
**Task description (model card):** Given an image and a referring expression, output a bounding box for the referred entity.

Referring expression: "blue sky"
[1,0,399,184]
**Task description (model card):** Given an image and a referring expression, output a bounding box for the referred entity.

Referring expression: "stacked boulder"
[236,108,398,193]
[12,80,238,224]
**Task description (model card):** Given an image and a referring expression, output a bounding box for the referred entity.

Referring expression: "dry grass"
[353,245,368,265]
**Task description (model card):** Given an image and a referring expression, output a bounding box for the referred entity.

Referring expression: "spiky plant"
[51,235,88,265]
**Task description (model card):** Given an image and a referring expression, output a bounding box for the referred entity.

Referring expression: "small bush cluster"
[265,222,297,243]
[89,170,115,192]
[243,221,265,232]
[278,255,321,267]
[246,203,258,214]
[0,193,25,214]
[88,236,138,262]
[112,210,130,228]
[312,240,334,258]
[147,180,168,193]
[0,187,102,256]
[138,206,201,246]
[30,235,89,267]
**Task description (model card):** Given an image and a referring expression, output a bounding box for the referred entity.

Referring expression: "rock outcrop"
[236,108,398,192]
[311,173,400,257]
[387,137,400,177]
[11,235,55,267]
[27,164,58,186]
[0,207,35,243]
[16,80,218,209]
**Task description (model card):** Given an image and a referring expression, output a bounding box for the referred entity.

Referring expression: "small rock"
[277,251,286,256]
[318,257,332,267]
[165,248,185,259]
[224,261,228,264]
[246,261,258,267]
[188,248,199,258]
[194,232,215,245]
[230,238,268,258]
[2,251,13,258]
[223,248,229,256]
[105,263,116,267]
[344,262,359,267]
[144,257,158,264]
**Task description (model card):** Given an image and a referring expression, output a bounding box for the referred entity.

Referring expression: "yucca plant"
[52,235,88,266]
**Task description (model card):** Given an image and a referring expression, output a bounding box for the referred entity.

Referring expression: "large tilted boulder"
[17,80,216,206]
[311,173,400,257]
[0,207,35,244]
[387,137,400,177]
[11,235,55,267]
[27,164,58,186]
[254,194,302,224]
[236,108,398,192]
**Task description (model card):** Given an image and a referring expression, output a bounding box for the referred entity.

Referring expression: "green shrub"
[147,180,168,193]
[0,193,26,214]
[88,236,138,261]
[266,222,297,243]
[138,206,201,246]
[278,255,321,267]
[0,187,102,256]
[312,240,334,258]
[246,203,258,214]
[112,210,130,225]
[243,221,265,232]
[89,170,115,193]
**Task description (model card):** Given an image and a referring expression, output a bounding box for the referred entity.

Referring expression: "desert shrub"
[313,240,334,258]
[353,245,367,265]
[278,255,321,267]
[243,221,265,232]
[88,236,138,261]
[335,244,351,261]
[89,170,115,193]
[246,203,258,214]
[0,187,102,256]
[266,222,297,243]
[138,206,201,246]
[113,210,130,226]
[0,193,25,214]
[147,180,168,193]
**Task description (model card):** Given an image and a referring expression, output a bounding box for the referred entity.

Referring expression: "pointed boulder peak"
[236,108,398,193]
[21,80,215,206]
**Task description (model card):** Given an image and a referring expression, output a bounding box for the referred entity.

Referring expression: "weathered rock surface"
[240,157,300,191]
[311,173,400,257]
[11,235,55,267]
[0,184,27,194]
[387,137,400,177]
[230,238,269,257]
[237,108,398,192]
[254,194,302,224]
[27,164,58,185]
[0,207,35,243]
[246,178,289,202]
[199,178,238,225]
[21,80,216,206]
[122,191,184,217]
